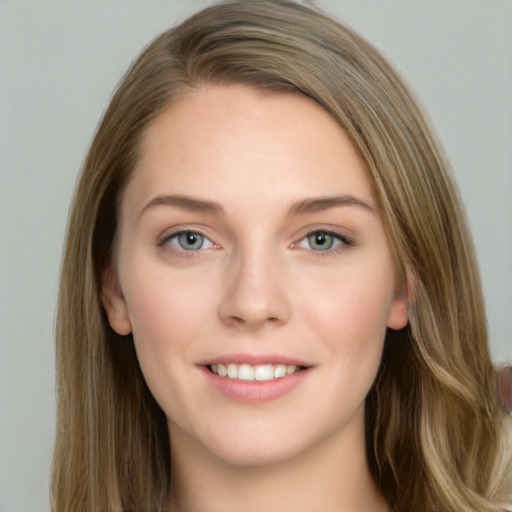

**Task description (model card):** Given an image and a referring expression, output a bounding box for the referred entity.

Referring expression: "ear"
[101,267,132,335]
[386,288,409,331]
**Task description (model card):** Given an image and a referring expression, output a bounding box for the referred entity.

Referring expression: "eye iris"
[178,232,204,250]
[308,232,333,250]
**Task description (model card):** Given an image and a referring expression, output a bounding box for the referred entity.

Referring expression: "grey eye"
[167,231,214,251]
[178,232,205,250]
[307,231,335,250]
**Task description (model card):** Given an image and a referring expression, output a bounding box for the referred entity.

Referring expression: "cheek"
[300,262,394,387]
[303,265,394,344]
[122,262,219,380]
[121,268,219,423]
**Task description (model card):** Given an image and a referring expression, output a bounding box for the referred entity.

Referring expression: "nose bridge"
[218,236,291,328]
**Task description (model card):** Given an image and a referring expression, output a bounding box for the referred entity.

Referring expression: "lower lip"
[200,366,310,403]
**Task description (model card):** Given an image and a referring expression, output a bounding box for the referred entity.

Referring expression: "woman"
[51,1,512,510]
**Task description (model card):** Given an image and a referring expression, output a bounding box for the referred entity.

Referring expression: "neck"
[166,414,389,512]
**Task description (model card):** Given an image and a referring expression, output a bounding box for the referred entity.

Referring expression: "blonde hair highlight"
[52,1,512,510]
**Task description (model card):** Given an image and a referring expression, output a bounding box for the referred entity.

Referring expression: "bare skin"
[103,84,405,511]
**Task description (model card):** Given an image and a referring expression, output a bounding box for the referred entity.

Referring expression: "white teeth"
[255,364,274,381]
[273,364,286,378]
[227,363,238,379]
[286,365,297,375]
[217,364,228,377]
[210,363,301,381]
[238,364,255,381]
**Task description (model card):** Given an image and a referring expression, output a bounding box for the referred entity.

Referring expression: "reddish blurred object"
[497,366,512,414]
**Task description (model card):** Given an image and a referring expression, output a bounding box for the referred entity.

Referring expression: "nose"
[218,245,291,330]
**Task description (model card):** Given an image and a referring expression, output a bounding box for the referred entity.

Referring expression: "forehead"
[123,84,374,215]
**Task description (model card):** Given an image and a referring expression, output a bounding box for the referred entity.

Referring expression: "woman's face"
[103,85,408,468]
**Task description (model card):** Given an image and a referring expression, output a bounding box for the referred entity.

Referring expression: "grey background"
[1,1,511,510]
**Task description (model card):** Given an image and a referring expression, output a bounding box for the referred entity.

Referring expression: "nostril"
[229,316,245,327]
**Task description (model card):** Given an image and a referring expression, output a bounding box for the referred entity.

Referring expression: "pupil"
[309,231,333,250]
[178,231,203,250]
[315,233,326,245]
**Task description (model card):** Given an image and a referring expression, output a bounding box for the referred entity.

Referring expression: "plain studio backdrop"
[1,1,511,510]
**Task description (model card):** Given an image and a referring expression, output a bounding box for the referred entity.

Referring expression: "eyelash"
[157,228,216,254]
[294,228,356,255]
[156,227,356,256]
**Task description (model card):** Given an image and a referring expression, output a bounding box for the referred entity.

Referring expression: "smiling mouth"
[209,363,305,382]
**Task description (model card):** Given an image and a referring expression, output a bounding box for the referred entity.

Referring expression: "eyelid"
[156,224,355,255]
[156,226,219,252]
[292,226,356,253]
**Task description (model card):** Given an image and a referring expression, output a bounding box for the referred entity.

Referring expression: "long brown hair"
[52,1,512,510]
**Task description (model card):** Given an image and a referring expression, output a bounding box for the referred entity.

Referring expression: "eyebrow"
[139,193,376,219]
[139,194,224,218]
[286,195,377,216]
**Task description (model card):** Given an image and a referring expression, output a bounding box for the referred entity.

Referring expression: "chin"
[207,437,308,468]
[191,408,363,470]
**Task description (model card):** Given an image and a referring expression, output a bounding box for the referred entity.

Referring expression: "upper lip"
[199,352,311,367]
